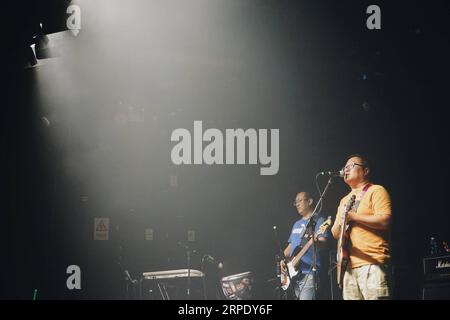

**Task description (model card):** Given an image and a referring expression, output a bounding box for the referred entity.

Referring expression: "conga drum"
[221,271,253,300]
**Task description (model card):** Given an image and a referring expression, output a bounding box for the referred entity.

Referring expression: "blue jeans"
[293,273,315,300]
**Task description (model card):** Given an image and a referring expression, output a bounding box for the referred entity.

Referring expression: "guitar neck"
[290,218,332,269]
[337,213,348,249]
[291,237,314,269]
[338,195,356,251]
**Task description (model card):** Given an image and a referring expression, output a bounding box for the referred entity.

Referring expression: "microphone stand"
[300,174,334,299]
[178,242,195,299]
[187,249,192,299]
[117,260,137,300]
[311,219,318,299]
[200,255,208,300]
[273,226,290,300]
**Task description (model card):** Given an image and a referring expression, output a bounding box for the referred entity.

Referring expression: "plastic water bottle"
[430,237,438,255]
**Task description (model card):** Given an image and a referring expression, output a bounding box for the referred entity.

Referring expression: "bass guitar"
[281,216,332,291]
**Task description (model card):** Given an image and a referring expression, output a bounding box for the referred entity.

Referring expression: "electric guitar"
[281,216,332,291]
[336,195,356,289]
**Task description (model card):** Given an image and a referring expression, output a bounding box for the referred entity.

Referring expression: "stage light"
[35,34,51,59]
[34,24,59,60]
[23,44,38,67]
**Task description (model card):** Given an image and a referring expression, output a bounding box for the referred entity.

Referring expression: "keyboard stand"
[157,281,170,300]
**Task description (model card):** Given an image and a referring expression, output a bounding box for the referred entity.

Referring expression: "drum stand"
[156,280,170,300]
[178,242,196,299]
[275,254,289,300]
[273,227,291,300]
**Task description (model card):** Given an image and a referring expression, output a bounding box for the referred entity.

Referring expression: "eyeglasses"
[343,163,364,171]
[293,199,307,206]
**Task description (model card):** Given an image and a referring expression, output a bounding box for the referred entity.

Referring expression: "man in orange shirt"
[331,154,392,300]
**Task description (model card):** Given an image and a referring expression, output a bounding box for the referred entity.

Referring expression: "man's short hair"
[301,191,313,200]
[298,191,314,204]
[346,153,372,179]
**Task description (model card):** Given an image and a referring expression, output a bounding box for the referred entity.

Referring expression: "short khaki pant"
[343,264,391,300]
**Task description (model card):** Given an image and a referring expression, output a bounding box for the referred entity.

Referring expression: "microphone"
[319,169,344,177]
[203,254,217,264]
[203,254,223,269]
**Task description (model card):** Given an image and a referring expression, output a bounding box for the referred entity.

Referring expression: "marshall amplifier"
[422,254,450,299]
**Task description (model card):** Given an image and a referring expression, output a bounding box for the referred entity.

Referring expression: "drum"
[221,271,253,300]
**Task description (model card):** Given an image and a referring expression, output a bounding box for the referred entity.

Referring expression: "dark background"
[2,0,449,299]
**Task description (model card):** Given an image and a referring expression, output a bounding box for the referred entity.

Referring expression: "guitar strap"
[353,183,372,212]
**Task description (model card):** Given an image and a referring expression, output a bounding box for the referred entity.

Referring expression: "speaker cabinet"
[422,281,450,300]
